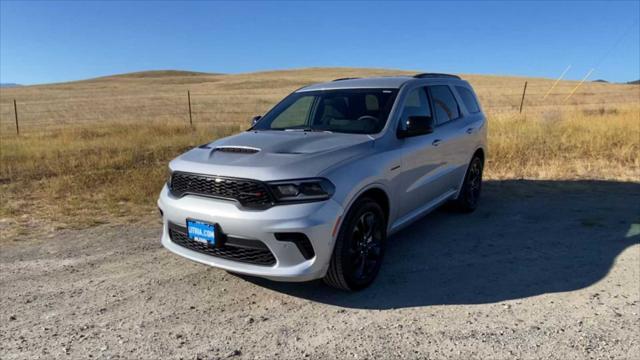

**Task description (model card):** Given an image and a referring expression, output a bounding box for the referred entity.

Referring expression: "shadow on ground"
[245,180,640,309]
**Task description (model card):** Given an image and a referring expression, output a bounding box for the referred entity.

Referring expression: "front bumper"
[157,185,344,282]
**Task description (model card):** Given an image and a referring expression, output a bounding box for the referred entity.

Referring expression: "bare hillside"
[1,67,638,134]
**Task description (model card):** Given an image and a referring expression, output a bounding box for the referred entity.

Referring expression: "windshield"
[253,88,399,134]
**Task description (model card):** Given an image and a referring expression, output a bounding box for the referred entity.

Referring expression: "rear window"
[428,85,460,124]
[455,86,480,113]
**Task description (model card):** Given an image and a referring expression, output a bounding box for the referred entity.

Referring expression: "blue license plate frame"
[186,219,218,246]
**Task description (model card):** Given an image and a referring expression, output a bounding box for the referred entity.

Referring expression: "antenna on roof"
[332,77,360,82]
[414,73,461,80]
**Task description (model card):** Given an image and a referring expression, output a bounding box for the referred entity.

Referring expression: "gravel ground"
[1,179,639,359]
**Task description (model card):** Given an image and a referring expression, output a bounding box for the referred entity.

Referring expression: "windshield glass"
[253,88,399,134]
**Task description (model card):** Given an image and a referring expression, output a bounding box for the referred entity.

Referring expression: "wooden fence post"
[187,90,193,128]
[519,81,528,114]
[13,99,19,135]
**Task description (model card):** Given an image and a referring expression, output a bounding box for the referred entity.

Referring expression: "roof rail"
[332,77,360,82]
[414,73,461,80]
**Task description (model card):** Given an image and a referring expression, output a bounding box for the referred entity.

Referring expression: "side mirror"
[398,116,434,138]
[251,115,262,126]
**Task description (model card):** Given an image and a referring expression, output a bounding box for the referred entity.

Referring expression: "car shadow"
[245,180,640,309]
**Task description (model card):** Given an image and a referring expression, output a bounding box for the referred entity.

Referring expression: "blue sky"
[1,1,639,85]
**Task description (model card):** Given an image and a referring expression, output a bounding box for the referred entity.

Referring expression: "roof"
[297,76,414,92]
[296,74,464,92]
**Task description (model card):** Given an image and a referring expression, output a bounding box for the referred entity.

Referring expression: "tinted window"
[456,86,480,113]
[270,96,314,129]
[429,85,460,124]
[399,87,431,130]
[254,89,398,134]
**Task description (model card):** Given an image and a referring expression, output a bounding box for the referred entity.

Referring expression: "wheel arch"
[357,187,390,222]
[341,184,391,230]
[455,146,486,198]
[473,147,485,164]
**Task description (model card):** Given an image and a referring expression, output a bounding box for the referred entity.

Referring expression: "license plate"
[186,219,217,246]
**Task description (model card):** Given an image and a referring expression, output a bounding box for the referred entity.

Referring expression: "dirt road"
[1,180,639,359]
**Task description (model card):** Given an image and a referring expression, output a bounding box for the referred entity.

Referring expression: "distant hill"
[592,79,640,85]
[62,70,223,86]
[0,83,22,88]
[100,70,218,79]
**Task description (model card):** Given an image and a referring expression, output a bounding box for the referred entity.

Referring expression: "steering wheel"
[356,115,379,123]
[356,115,380,131]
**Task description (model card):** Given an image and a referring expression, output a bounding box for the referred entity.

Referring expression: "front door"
[396,87,452,219]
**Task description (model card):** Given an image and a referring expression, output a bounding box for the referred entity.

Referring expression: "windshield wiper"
[304,128,332,133]
[283,127,332,133]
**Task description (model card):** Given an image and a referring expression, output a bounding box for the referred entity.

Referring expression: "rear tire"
[451,155,484,212]
[323,197,386,291]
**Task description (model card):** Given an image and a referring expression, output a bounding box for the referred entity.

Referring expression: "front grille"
[168,224,276,266]
[169,172,273,208]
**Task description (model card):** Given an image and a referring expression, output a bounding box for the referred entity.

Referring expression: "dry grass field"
[0,67,639,238]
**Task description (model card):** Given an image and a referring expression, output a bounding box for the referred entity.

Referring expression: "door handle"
[432,139,442,147]
[466,127,475,134]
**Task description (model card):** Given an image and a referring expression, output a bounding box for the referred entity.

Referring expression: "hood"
[169,130,374,181]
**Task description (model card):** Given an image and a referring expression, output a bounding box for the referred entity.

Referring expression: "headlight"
[268,178,335,202]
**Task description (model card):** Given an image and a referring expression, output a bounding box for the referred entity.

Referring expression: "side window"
[429,85,460,125]
[399,87,431,129]
[455,86,480,113]
[270,96,314,129]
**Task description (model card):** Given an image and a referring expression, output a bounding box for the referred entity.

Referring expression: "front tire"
[323,197,386,291]
[452,155,484,212]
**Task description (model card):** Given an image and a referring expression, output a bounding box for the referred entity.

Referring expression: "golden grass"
[488,106,639,181]
[0,67,638,239]
[0,122,240,235]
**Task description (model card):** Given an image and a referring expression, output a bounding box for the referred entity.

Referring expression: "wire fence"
[1,85,638,136]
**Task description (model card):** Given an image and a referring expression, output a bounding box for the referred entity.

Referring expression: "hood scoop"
[213,146,260,154]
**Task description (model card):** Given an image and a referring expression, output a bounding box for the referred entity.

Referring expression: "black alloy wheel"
[324,197,386,291]
[453,155,484,212]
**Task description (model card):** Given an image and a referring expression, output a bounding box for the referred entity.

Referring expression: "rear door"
[454,84,486,160]
[426,84,470,191]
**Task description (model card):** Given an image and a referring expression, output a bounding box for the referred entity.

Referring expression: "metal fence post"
[13,99,19,135]
[519,81,528,114]
[187,90,193,128]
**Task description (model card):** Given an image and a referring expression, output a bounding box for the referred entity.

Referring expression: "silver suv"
[158,73,486,291]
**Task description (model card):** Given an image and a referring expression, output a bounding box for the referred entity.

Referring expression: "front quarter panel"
[320,143,401,231]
